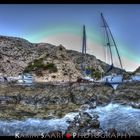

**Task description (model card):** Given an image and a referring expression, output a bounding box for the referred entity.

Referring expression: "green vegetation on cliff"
[24,58,58,75]
[85,67,102,79]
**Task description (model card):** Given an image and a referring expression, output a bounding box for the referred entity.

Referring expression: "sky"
[0,4,140,72]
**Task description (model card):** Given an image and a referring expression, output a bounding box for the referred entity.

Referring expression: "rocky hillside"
[24,45,82,82]
[0,36,55,77]
[0,35,125,82]
[67,50,125,75]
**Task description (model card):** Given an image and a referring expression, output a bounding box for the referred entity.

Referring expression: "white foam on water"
[63,112,79,121]
[0,112,78,136]
[88,103,140,136]
[0,103,140,136]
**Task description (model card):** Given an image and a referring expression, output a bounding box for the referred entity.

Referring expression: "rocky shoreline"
[64,108,130,138]
[0,82,140,136]
[0,82,140,120]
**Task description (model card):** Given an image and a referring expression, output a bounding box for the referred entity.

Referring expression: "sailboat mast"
[101,13,123,70]
[101,13,113,66]
[82,25,86,54]
[81,25,87,74]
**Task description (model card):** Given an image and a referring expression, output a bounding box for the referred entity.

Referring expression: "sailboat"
[79,25,95,82]
[99,13,124,86]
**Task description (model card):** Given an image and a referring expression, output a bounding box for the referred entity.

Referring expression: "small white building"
[18,73,33,84]
[0,73,33,84]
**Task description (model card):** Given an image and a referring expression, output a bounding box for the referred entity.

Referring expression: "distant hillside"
[134,66,140,74]
[0,35,126,82]
[120,66,140,80]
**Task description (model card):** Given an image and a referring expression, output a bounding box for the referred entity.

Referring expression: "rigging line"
[101,13,113,66]
[105,20,123,70]
[84,25,86,68]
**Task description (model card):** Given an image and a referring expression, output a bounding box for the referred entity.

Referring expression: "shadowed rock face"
[113,82,140,108]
